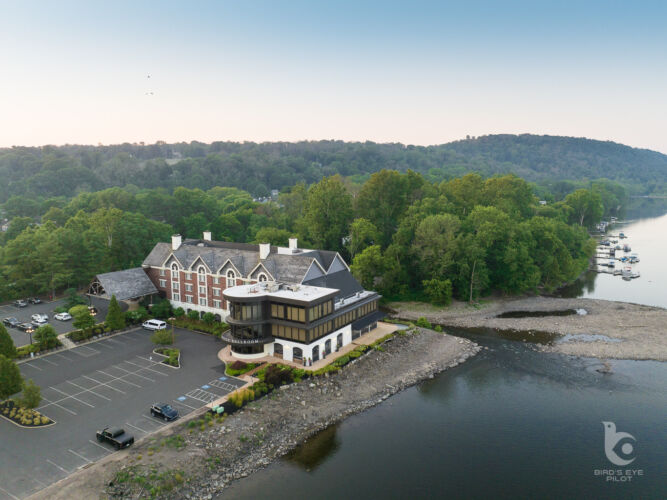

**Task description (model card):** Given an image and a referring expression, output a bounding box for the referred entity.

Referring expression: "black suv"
[27,297,42,304]
[13,300,28,308]
[2,317,20,328]
[150,403,179,421]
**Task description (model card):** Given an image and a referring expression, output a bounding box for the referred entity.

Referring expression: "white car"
[142,319,167,331]
[31,313,49,322]
[54,312,72,321]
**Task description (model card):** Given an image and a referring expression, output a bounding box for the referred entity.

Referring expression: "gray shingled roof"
[302,269,364,300]
[93,268,158,301]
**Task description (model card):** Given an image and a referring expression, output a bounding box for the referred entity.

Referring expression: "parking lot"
[0,327,243,500]
[0,298,109,347]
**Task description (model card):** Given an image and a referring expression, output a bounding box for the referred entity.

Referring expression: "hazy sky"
[1,1,666,152]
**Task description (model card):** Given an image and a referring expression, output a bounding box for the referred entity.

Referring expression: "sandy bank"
[390,296,667,361]
[29,328,479,500]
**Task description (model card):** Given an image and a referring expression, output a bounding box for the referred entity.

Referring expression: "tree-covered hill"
[1,134,665,202]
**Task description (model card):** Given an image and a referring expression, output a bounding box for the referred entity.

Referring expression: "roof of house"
[142,239,357,294]
[302,269,364,300]
[92,268,158,301]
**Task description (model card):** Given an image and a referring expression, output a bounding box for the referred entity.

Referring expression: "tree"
[187,310,200,321]
[300,175,353,252]
[65,289,87,309]
[0,324,17,359]
[34,325,59,349]
[150,329,173,346]
[411,213,460,278]
[71,307,95,331]
[105,295,125,330]
[564,189,603,227]
[252,227,292,247]
[422,278,453,305]
[351,245,387,290]
[0,355,23,400]
[347,218,380,258]
[150,299,172,320]
[20,379,41,409]
[202,312,216,325]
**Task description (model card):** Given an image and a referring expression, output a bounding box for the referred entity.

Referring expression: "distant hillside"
[1,134,665,202]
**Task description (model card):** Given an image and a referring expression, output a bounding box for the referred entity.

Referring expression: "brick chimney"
[172,234,182,251]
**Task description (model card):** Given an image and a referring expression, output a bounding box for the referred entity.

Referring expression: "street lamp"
[169,316,175,344]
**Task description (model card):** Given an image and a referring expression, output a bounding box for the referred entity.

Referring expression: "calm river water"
[221,214,667,500]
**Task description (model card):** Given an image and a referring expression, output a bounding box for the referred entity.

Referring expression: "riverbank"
[29,328,480,500]
[389,296,667,361]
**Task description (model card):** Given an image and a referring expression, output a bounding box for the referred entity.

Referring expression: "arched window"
[258,273,268,282]
[226,270,236,288]
[293,347,303,361]
[274,343,283,359]
[198,266,206,283]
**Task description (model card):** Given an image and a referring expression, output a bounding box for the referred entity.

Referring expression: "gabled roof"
[302,269,364,300]
[90,268,157,301]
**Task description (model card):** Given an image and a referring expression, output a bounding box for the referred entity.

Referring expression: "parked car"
[13,300,28,308]
[96,427,134,450]
[31,319,48,328]
[27,297,42,304]
[142,319,167,331]
[150,403,179,421]
[31,313,49,322]
[2,317,20,328]
[17,323,35,333]
[54,312,72,321]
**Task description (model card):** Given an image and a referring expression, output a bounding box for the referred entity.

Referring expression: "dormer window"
[258,273,268,282]
[226,270,236,288]
[198,266,206,283]
[171,263,179,280]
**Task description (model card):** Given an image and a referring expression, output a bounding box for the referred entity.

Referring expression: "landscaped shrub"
[34,325,60,349]
[187,310,200,321]
[416,317,432,329]
[151,329,173,346]
[202,312,215,325]
[155,347,180,367]
[105,295,126,330]
[173,307,185,318]
[434,325,443,332]
[168,317,228,337]
[125,307,149,325]
[262,364,294,387]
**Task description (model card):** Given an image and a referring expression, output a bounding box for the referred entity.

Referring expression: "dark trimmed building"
[140,233,382,360]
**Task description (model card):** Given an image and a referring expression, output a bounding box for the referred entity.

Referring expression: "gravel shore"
[390,296,667,361]
[30,328,479,500]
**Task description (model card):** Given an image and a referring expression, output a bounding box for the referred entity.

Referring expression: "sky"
[1,0,666,152]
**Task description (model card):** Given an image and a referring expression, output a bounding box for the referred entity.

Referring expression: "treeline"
[0,170,615,303]
[1,134,664,202]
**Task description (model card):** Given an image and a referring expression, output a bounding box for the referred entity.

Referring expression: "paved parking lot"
[0,327,242,500]
[0,298,109,347]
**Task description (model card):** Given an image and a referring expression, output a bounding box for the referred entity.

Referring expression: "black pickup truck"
[96,427,134,449]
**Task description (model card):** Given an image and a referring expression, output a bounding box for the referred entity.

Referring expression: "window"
[199,285,206,295]
[258,273,268,282]
[198,266,206,283]
[199,297,207,306]
[185,284,193,292]
[159,269,166,277]
[159,279,166,288]
[172,293,180,302]
[185,272,192,280]
[213,288,221,296]
[213,300,221,309]
[171,264,179,280]
[185,295,193,304]
[172,282,179,290]
[226,270,236,288]
[213,277,220,285]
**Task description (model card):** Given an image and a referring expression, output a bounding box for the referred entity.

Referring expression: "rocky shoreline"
[30,327,480,500]
[390,296,667,361]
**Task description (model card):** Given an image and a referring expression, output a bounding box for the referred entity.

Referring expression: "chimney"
[259,243,270,260]
[171,234,182,251]
[203,231,212,241]
[288,238,298,251]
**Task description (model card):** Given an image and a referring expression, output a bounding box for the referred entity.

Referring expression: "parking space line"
[68,449,91,463]
[52,353,75,361]
[141,415,166,426]
[22,361,43,371]
[82,375,126,394]
[125,422,150,434]
[174,399,198,410]
[40,357,58,366]
[98,369,142,388]
[115,364,155,382]
[72,346,100,357]
[0,485,20,500]
[89,439,112,452]
[50,386,95,408]
[93,342,114,349]
[46,459,70,474]
[31,477,48,488]
[67,380,112,401]
[39,397,77,415]
[105,337,124,345]
[124,359,169,376]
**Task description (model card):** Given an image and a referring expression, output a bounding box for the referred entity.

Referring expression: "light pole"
[169,316,175,344]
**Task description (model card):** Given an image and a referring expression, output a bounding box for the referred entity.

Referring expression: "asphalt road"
[0,327,242,500]
[0,298,109,347]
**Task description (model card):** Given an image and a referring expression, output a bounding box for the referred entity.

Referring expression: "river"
[220,214,667,500]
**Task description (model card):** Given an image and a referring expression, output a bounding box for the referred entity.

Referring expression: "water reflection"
[284,424,341,471]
